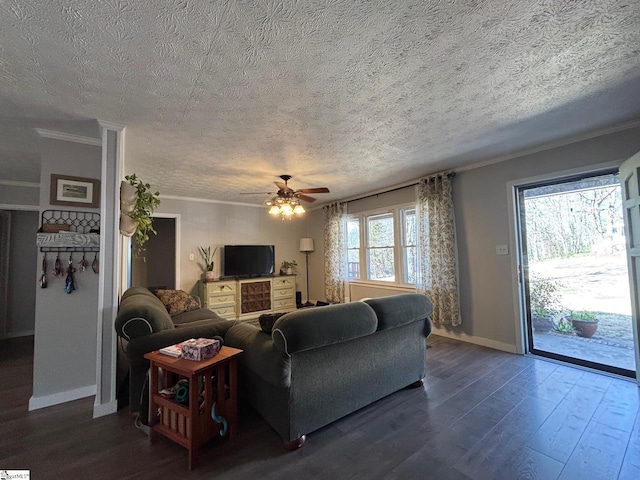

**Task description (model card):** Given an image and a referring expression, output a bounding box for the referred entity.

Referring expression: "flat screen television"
[223,245,275,278]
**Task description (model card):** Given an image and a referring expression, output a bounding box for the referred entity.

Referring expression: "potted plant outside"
[120,174,161,252]
[281,260,297,275]
[529,275,562,334]
[567,310,599,338]
[199,246,217,282]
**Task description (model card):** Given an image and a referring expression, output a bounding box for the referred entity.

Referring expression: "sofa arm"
[225,323,291,387]
[115,294,174,341]
[125,319,237,360]
[272,302,377,355]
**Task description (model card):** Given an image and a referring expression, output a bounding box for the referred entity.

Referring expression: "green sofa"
[224,293,433,448]
[114,287,237,414]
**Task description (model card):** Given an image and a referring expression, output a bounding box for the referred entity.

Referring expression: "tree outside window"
[347,218,360,279]
[367,213,395,281]
[402,208,417,284]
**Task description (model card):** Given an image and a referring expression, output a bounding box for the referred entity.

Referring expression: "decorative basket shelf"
[37,210,100,252]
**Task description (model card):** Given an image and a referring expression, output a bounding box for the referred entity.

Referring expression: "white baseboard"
[93,400,118,418]
[28,384,96,411]
[430,329,518,354]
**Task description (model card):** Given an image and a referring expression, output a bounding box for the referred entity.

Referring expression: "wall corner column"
[94,121,125,418]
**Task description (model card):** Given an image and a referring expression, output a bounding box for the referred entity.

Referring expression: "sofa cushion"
[272,302,377,355]
[115,293,174,341]
[258,312,288,334]
[156,289,201,316]
[364,294,433,331]
[172,307,223,326]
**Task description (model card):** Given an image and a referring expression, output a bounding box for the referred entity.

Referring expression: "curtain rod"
[337,171,455,205]
[343,182,418,204]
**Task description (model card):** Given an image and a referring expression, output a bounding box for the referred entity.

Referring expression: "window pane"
[347,248,360,279]
[347,219,360,248]
[404,209,416,246]
[404,246,417,284]
[347,218,361,279]
[368,213,394,247]
[368,247,395,281]
[402,208,417,284]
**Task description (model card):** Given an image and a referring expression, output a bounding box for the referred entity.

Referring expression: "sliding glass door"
[517,170,636,377]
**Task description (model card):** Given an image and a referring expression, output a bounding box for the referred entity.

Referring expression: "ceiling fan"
[272,174,330,202]
[242,175,330,219]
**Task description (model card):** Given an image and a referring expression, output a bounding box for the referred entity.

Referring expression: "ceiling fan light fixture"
[280,203,294,216]
[259,174,329,220]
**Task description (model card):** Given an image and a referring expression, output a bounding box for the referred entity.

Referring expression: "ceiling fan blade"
[275,182,289,191]
[240,192,275,195]
[295,194,317,203]
[296,187,330,194]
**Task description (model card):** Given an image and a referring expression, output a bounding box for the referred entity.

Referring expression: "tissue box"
[181,338,221,361]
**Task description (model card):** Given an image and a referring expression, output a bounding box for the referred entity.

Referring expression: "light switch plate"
[189,253,195,261]
[496,244,509,255]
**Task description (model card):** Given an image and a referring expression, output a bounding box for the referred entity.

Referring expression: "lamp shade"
[299,237,314,252]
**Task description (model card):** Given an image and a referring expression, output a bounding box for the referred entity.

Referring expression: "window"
[347,205,416,285]
[402,208,417,284]
[367,213,395,281]
[347,218,361,280]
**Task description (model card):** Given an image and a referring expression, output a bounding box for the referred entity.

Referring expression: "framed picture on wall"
[50,174,100,208]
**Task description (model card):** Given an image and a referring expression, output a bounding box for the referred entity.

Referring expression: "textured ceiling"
[1,0,640,206]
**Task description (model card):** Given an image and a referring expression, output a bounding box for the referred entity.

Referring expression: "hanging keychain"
[64,253,75,294]
[92,253,99,274]
[53,254,63,277]
[80,253,88,272]
[40,253,48,288]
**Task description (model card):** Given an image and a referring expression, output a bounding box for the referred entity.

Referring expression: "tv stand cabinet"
[200,276,296,321]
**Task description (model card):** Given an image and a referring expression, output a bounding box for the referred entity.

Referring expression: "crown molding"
[0,203,39,211]
[97,120,125,131]
[35,128,102,146]
[159,194,264,208]
[0,180,39,188]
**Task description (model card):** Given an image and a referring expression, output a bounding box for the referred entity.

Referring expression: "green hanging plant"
[123,174,160,250]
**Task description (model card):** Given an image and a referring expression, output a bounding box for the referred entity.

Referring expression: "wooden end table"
[144,346,243,470]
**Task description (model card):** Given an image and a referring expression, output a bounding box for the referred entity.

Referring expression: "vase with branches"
[199,246,217,281]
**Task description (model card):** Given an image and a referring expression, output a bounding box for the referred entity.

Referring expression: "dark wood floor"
[2,335,639,479]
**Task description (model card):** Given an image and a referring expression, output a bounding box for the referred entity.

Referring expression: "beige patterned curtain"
[323,201,346,303]
[417,172,461,326]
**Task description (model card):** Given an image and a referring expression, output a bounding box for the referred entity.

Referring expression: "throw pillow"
[258,312,288,334]
[156,289,201,316]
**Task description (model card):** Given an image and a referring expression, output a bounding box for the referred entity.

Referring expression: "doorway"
[130,216,179,290]
[516,170,636,377]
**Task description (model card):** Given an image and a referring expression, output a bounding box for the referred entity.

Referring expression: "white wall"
[0,184,39,206]
[30,138,101,409]
[450,126,640,351]
[307,125,640,352]
[155,198,310,297]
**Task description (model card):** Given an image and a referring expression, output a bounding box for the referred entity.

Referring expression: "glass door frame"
[508,163,636,378]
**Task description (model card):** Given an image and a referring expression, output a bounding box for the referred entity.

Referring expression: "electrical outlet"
[189,253,195,261]
[496,244,509,255]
